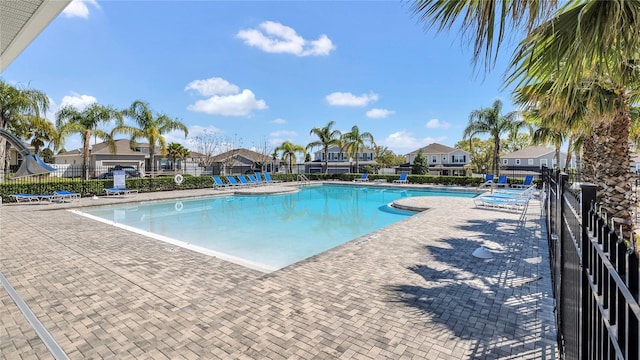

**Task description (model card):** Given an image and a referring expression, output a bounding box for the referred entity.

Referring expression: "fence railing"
[543,168,640,359]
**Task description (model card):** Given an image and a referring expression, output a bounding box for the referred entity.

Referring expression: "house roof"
[405,143,466,156]
[56,139,145,157]
[211,148,272,163]
[501,146,556,159]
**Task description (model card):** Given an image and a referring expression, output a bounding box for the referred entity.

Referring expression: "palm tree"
[341,125,375,173]
[0,80,49,174]
[56,103,122,179]
[412,1,640,228]
[119,100,188,174]
[306,121,342,174]
[275,140,306,173]
[463,100,524,176]
[167,142,189,171]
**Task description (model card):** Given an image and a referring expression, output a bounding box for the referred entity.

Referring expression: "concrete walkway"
[0,184,557,359]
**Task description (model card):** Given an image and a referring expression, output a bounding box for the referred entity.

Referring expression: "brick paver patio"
[0,184,557,359]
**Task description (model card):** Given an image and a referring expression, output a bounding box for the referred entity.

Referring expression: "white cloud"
[62,0,99,19]
[271,118,287,125]
[425,118,451,129]
[325,92,379,107]
[60,93,97,111]
[366,108,395,119]
[381,130,447,151]
[236,21,335,57]
[186,77,267,116]
[184,78,239,96]
[269,130,297,138]
[268,130,297,146]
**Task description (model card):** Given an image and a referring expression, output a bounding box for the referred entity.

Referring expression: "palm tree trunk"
[564,135,575,171]
[493,137,501,176]
[83,130,91,180]
[599,109,634,231]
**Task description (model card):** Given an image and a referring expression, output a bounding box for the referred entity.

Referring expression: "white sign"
[113,170,126,189]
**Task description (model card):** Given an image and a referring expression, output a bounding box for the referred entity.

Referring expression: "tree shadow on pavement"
[389,218,557,359]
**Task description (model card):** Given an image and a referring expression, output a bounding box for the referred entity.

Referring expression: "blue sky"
[1,0,517,156]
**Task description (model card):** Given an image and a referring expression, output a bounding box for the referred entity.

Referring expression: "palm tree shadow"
[388,219,556,359]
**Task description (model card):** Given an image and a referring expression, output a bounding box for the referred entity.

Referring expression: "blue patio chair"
[54,190,80,201]
[512,175,534,189]
[237,175,254,186]
[263,172,281,183]
[213,176,228,189]
[493,175,509,188]
[11,193,57,203]
[104,187,138,196]
[226,176,241,186]
[253,173,265,185]
[247,174,262,186]
[353,173,369,182]
[393,172,408,184]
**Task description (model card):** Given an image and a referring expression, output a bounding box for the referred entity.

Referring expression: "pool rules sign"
[113,170,126,189]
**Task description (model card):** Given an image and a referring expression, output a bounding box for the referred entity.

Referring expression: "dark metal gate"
[544,169,640,359]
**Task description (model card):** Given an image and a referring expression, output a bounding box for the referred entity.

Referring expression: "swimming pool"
[77,185,475,272]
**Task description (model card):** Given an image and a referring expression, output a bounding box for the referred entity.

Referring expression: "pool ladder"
[297,174,311,185]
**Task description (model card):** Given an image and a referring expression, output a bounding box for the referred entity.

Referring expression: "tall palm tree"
[275,140,306,173]
[56,103,122,179]
[463,100,524,176]
[341,125,375,173]
[306,121,342,174]
[413,1,640,228]
[118,100,188,174]
[0,80,49,173]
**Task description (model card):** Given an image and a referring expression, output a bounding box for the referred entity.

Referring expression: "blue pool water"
[78,185,475,271]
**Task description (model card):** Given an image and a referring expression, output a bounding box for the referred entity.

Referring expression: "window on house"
[502,159,508,165]
[528,159,534,165]
[540,159,548,167]
[442,155,447,161]
[452,155,466,163]
[431,155,437,163]
[515,159,521,165]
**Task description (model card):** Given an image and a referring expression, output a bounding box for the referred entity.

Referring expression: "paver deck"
[0,183,557,359]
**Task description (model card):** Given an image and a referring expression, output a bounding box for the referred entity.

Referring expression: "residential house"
[209,148,274,175]
[501,146,574,172]
[305,145,376,174]
[403,143,471,176]
[54,139,146,178]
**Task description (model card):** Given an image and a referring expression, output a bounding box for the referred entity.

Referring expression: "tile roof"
[405,143,460,156]
[210,148,272,163]
[501,146,556,158]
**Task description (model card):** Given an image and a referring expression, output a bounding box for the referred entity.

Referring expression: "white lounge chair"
[104,187,138,196]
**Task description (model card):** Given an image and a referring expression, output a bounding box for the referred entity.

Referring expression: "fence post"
[580,183,597,359]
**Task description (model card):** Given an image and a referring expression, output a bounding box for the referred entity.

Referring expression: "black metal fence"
[543,168,640,359]
[0,165,216,201]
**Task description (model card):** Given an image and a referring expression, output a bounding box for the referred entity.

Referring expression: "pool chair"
[213,176,228,189]
[226,176,242,186]
[492,175,509,188]
[512,175,534,189]
[237,175,254,186]
[247,174,263,186]
[353,173,369,182]
[263,172,281,183]
[11,193,58,203]
[253,173,266,185]
[474,195,531,213]
[54,190,80,201]
[393,172,409,184]
[104,187,138,196]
